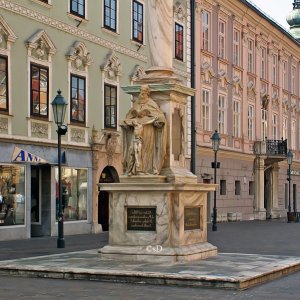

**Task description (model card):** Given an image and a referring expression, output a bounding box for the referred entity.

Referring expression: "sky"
[249,0,293,30]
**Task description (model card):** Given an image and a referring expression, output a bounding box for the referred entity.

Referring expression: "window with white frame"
[218,20,226,59]
[283,116,288,140]
[272,113,278,140]
[202,10,210,51]
[132,0,143,44]
[233,29,240,66]
[70,74,86,123]
[283,61,288,90]
[261,109,267,140]
[292,66,296,94]
[218,95,226,134]
[175,22,184,61]
[233,99,241,137]
[104,83,117,129]
[70,0,85,18]
[272,54,278,85]
[202,89,210,131]
[248,105,254,140]
[291,119,296,149]
[248,39,254,73]
[104,0,117,32]
[261,47,266,79]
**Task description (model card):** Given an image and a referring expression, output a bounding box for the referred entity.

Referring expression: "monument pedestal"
[99,179,217,262]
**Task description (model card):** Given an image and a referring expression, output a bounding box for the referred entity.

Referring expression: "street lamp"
[211,130,221,231]
[287,149,293,223]
[51,90,68,248]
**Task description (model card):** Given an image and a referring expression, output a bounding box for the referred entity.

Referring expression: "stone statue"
[121,85,167,175]
[146,0,173,68]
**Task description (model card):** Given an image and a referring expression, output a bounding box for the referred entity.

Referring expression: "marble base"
[99,243,217,263]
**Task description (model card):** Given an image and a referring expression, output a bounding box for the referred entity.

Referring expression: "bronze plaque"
[127,207,156,231]
[184,207,201,230]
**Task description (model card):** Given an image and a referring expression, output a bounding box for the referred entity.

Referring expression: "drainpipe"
[190,0,196,174]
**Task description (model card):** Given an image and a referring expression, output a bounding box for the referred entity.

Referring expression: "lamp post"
[51,90,68,248]
[211,130,221,231]
[287,149,293,223]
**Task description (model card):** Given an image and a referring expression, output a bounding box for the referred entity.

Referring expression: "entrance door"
[98,166,119,231]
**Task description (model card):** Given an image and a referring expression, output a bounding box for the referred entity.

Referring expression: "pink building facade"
[195,0,300,221]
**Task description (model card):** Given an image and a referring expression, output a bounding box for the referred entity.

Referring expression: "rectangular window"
[261,47,266,79]
[249,181,254,196]
[70,0,85,18]
[272,113,278,140]
[132,0,143,43]
[283,61,287,90]
[175,23,184,61]
[218,20,226,59]
[220,180,226,196]
[292,66,296,94]
[202,89,210,131]
[104,83,117,129]
[70,74,86,123]
[0,56,8,112]
[0,165,25,226]
[291,119,296,150]
[202,11,210,51]
[261,109,267,140]
[31,64,49,118]
[248,39,254,73]
[272,54,278,85]
[104,0,117,31]
[248,105,254,141]
[235,180,241,196]
[233,29,240,65]
[283,116,288,140]
[218,95,226,134]
[233,100,241,137]
[55,168,87,221]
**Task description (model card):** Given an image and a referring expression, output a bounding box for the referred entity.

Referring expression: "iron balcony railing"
[254,139,287,156]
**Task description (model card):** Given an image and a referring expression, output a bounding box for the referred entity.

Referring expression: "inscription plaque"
[184,207,201,231]
[127,207,156,231]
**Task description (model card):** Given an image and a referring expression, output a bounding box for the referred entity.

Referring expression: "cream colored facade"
[196,0,300,221]
[0,0,190,240]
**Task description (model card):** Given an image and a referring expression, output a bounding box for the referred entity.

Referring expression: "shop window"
[220,179,226,195]
[0,165,25,226]
[249,181,255,195]
[55,168,87,221]
[235,180,241,195]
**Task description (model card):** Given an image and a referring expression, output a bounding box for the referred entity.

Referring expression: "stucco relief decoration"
[0,15,17,50]
[217,69,229,90]
[70,127,85,143]
[201,61,214,84]
[247,80,256,98]
[282,97,289,113]
[255,34,262,51]
[26,29,56,61]
[130,65,145,83]
[261,95,270,110]
[120,85,167,176]
[101,51,122,80]
[242,25,249,45]
[174,2,186,22]
[66,41,92,72]
[291,99,297,116]
[0,117,8,134]
[232,76,242,96]
[31,122,48,138]
[105,132,120,165]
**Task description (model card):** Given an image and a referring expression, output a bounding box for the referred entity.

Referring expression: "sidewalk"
[0,219,299,290]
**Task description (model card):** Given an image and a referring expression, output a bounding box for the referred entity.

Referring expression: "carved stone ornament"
[0,117,8,134]
[100,51,122,80]
[201,61,215,84]
[66,41,92,71]
[31,121,48,138]
[0,15,17,50]
[106,132,120,165]
[261,95,270,110]
[70,127,86,143]
[26,29,56,61]
[174,2,186,22]
[130,65,146,82]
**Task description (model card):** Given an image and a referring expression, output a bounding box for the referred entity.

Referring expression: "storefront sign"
[127,207,156,231]
[12,147,47,163]
[184,207,201,231]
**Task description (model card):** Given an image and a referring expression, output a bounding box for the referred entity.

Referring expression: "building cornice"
[0,0,147,62]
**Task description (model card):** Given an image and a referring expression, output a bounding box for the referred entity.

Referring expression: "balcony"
[253,139,287,164]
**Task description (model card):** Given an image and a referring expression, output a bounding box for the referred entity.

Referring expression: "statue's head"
[139,85,150,100]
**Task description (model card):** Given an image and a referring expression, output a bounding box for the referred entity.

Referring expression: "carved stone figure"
[146,0,173,68]
[120,85,167,175]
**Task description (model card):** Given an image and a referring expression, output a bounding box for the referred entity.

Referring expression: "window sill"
[130,39,144,48]
[69,122,87,128]
[102,27,119,36]
[31,0,52,8]
[67,12,88,24]
[27,116,50,123]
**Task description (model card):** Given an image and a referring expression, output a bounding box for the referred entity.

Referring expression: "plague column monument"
[99,0,217,262]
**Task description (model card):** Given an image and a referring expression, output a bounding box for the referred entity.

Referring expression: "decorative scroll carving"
[70,127,85,143]
[31,121,48,138]
[66,41,92,71]
[101,50,122,80]
[174,2,186,22]
[130,65,146,82]
[0,14,17,50]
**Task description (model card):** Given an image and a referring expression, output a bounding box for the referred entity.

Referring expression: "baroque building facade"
[0,0,191,240]
[196,0,300,221]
